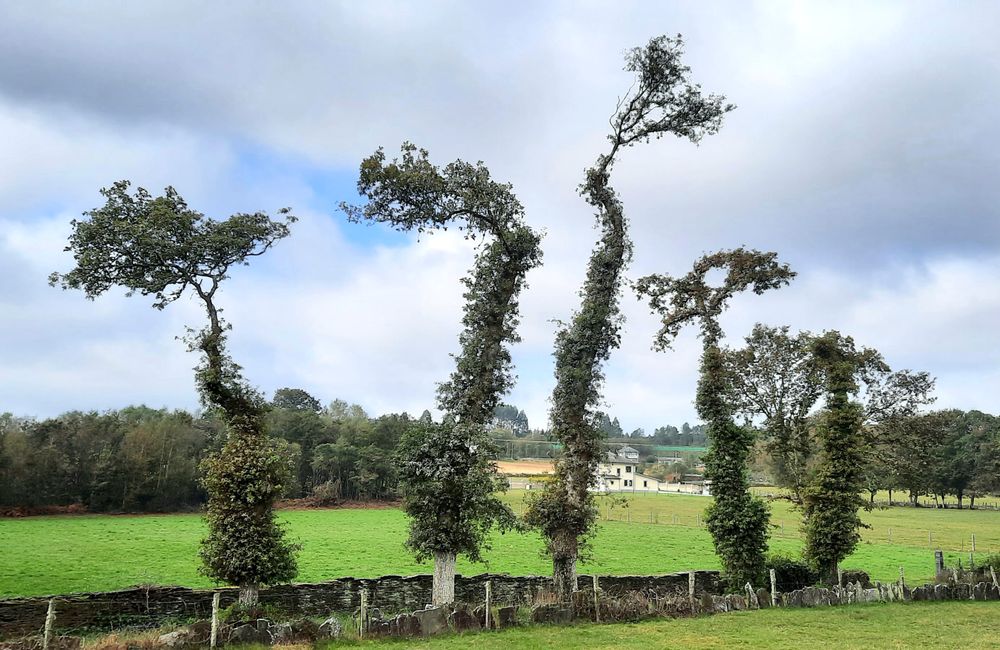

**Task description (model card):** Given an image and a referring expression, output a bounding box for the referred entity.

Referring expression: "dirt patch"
[496,460,555,476]
[275,498,402,511]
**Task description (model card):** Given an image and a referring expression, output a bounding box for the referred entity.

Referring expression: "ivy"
[343,144,542,565]
[51,181,299,600]
[635,248,794,590]
[525,34,734,598]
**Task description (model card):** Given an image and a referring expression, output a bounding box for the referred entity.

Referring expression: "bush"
[311,480,341,506]
[766,553,818,591]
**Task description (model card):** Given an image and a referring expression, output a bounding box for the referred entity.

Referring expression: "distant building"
[593,445,665,493]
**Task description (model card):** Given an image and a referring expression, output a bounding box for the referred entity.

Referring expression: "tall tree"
[344,143,543,604]
[636,248,794,590]
[50,181,298,607]
[525,34,733,599]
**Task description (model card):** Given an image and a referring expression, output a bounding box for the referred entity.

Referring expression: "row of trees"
[36,32,992,608]
[0,396,408,513]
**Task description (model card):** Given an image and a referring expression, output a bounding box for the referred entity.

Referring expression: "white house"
[592,445,665,493]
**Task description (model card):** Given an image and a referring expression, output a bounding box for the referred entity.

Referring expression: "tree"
[525,34,734,599]
[635,248,794,590]
[272,388,322,413]
[725,325,824,501]
[726,325,935,500]
[343,143,543,604]
[50,181,298,607]
[801,332,870,582]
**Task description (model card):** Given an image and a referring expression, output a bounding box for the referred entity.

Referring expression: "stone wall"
[0,571,721,638]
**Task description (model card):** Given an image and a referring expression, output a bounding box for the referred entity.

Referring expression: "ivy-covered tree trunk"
[802,333,867,583]
[195,296,299,610]
[346,144,542,607]
[525,35,733,601]
[50,182,299,610]
[699,343,770,590]
[636,249,794,592]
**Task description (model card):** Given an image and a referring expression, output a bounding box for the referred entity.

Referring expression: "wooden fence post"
[359,589,368,639]
[888,527,892,543]
[485,581,492,630]
[990,566,999,589]
[593,575,600,623]
[210,592,220,649]
[42,599,55,650]
[688,571,695,607]
[928,530,933,547]
[972,533,977,553]
[935,550,945,576]
[770,569,778,607]
[898,566,905,590]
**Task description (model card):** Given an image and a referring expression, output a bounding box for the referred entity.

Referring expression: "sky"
[1,1,999,433]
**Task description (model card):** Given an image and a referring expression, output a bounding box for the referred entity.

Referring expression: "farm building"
[593,445,665,493]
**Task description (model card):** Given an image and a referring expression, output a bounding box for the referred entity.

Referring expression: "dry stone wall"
[0,571,721,638]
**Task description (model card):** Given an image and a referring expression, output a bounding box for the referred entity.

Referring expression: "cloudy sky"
[2,1,999,432]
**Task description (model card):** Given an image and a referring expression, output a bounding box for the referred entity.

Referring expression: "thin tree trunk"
[238,585,259,610]
[432,551,456,606]
[552,529,578,600]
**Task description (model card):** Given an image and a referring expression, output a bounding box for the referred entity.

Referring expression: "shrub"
[766,552,818,592]
[311,480,341,506]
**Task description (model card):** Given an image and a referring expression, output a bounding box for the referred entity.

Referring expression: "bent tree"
[635,249,794,590]
[524,34,733,599]
[51,182,299,607]
[344,144,543,604]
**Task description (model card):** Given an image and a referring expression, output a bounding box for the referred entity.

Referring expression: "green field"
[1,491,998,599]
[314,602,1000,649]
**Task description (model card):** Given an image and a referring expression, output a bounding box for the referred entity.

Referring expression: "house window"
[643,480,648,488]
[625,466,632,473]
[616,468,621,475]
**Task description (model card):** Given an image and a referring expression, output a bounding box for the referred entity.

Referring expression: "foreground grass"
[2,491,998,598]
[313,602,1000,650]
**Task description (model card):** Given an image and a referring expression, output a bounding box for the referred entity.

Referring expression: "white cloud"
[2,2,1000,432]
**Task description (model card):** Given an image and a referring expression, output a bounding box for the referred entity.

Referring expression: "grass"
[314,601,1000,649]
[2,491,998,598]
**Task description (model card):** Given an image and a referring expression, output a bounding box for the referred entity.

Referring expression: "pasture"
[1,491,998,599]
[317,602,1000,649]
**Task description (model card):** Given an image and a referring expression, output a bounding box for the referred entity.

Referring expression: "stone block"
[448,607,481,633]
[530,604,573,625]
[496,606,518,629]
[413,606,448,636]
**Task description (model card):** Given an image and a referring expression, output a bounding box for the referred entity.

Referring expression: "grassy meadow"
[2,491,999,598]
[319,601,1000,649]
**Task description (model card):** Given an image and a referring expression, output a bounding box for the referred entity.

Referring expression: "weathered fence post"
[210,592,220,649]
[485,580,492,630]
[898,566,905,590]
[972,533,976,553]
[770,569,778,607]
[359,589,368,639]
[990,565,999,589]
[593,575,600,623]
[888,527,892,543]
[837,566,843,588]
[42,599,55,650]
[688,571,696,607]
[935,550,945,576]
[928,530,933,547]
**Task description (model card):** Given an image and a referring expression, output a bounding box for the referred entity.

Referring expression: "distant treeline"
[0,389,412,513]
